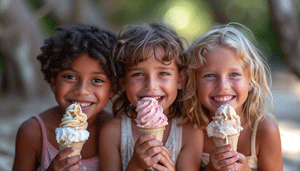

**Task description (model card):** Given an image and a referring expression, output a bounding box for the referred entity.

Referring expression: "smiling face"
[195,46,252,116]
[51,53,114,119]
[122,49,185,116]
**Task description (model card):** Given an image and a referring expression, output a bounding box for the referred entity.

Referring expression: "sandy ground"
[0,65,300,171]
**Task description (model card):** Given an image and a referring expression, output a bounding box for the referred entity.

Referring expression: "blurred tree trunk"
[0,0,49,98]
[268,0,300,78]
[0,0,109,98]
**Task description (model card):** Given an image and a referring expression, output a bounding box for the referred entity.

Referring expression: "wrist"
[125,160,144,171]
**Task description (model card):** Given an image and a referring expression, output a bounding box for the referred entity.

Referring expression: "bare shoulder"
[13,116,43,169]
[176,124,203,170]
[101,116,121,131]
[99,117,121,142]
[257,115,280,138]
[97,109,114,128]
[182,124,204,136]
[17,116,42,141]
[181,123,204,146]
[256,115,283,170]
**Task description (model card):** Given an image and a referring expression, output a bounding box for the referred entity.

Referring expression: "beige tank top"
[120,113,182,171]
[201,116,262,171]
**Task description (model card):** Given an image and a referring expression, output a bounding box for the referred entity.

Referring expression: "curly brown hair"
[37,23,118,85]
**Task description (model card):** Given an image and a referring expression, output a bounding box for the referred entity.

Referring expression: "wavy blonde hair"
[184,23,273,128]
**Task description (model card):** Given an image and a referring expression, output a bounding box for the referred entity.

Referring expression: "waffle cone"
[212,133,240,151]
[138,126,165,141]
[59,141,86,157]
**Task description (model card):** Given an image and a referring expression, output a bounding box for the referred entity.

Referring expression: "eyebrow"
[128,66,175,71]
[66,69,107,75]
[93,71,107,75]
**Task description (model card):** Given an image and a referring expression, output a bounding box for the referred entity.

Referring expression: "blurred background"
[0,0,300,170]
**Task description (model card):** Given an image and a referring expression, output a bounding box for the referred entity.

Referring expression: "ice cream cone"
[138,126,165,141]
[59,141,86,157]
[212,133,239,151]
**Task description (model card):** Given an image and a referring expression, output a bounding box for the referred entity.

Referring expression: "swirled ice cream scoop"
[55,103,89,146]
[135,97,168,128]
[206,104,243,139]
[59,103,88,130]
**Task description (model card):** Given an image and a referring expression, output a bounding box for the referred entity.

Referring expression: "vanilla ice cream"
[55,103,89,156]
[206,104,243,151]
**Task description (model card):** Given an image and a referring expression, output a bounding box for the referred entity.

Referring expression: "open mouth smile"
[212,96,234,102]
[70,101,93,107]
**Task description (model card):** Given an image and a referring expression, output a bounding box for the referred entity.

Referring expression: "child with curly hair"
[13,23,118,171]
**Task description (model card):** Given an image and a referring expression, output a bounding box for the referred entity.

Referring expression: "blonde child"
[13,24,117,171]
[99,22,203,171]
[185,23,283,171]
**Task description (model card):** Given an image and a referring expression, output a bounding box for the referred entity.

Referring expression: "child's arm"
[13,117,82,171]
[176,125,204,171]
[13,118,41,170]
[99,118,122,170]
[255,116,283,171]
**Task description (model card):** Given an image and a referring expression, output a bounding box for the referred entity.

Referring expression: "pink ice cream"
[135,97,168,127]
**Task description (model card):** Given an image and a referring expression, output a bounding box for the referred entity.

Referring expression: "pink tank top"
[33,116,99,171]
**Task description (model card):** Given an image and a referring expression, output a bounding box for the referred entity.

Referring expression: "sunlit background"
[1,0,300,170]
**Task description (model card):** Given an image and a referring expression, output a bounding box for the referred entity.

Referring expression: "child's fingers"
[212,144,232,154]
[142,146,163,160]
[159,146,174,167]
[217,154,239,168]
[142,153,162,168]
[151,147,175,171]
[212,150,238,162]
[64,161,81,171]
[209,145,239,170]
[220,161,238,171]
[135,137,163,155]
[48,148,81,171]
[55,147,76,160]
[136,134,159,145]
[57,156,81,170]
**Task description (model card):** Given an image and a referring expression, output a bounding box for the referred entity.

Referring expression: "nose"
[145,76,158,91]
[216,77,229,90]
[74,80,91,95]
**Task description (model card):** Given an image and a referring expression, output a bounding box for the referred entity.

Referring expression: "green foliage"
[27,0,58,37]
[40,14,58,37]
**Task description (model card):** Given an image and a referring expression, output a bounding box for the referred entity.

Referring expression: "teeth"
[72,102,91,107]
[214,96,232,102]
[144,97,161,100]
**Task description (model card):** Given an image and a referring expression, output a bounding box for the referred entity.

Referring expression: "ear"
[248,81,253,92]
[50,77,57,93]
[177,69,187,90]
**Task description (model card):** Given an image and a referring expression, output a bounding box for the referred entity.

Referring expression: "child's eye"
[131,73,143,77]
[93,78,104,83]
[158,72,170,76]
[63,75,76,80]
[204,74,215,78]
[231,73,240,77]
